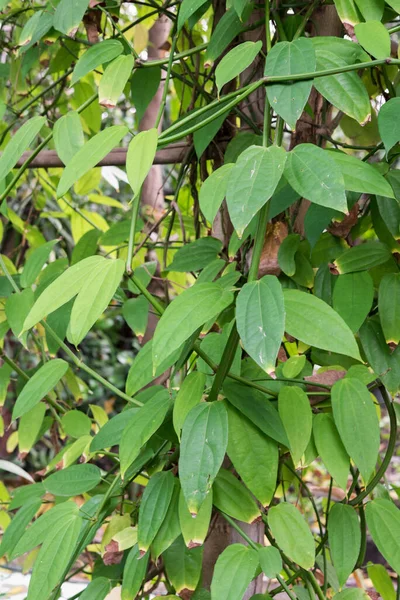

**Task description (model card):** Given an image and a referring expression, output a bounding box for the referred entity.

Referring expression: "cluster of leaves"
[0,0,400,599]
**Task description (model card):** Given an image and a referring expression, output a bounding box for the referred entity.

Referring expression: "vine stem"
[155,34,177,129]
[126,193,141,274]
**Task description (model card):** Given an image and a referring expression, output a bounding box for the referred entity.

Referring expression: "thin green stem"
[306,571,326,600]
[126,194,141,274]
[220,512,258,549]
[207,326,240,402]
[293,0,319,40]
[277,574,298,600]
[155,35,177,129]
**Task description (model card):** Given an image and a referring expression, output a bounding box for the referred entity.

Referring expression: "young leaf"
[282,355,306,379]
[120,389,171,477]
[121,544,149,600]
[265,38,316,130]
[313,413,349,490]
[137,471,175,553]
[20,240,59,288]
[18,403,46,454]
[284,144,347,213]
[379,273,400,344]
[71,39,124,85]
[53,112,84,165]
[236,275,285,374]
[26,512,82,600]
[126,128,158,196]
[44,463,101,496]
[210,544,259,600]
[212,468,260,524]
[334,241,392,274]
[328,503,361,587]
[226,145,287,237]
[61,410,91,438]
[354,21,390,59]
[258,546,282,578]
[0,498,41,559]
[378,97,400,155]
[223,380,289,446]
[367,564,396,600]
[332,272,374,333]
[12,359,68,421]
[284,289,362,361]
[216,41,262,94]
[278,386,312,467]
[173,371,206,439]
[152,283,233,372]
[179,488,212,548]
[163,536,203,594]
[268,502,315,570]
[99,54,134,108]
[57,126,128,197]
[328,151,395,197]
[179,402,228,515]
[227,403,278,507]
[53,0,90,36]
[67,258,125,346]
[331,378,380,482]
[199,164,234,224]
[365,499,400,575]
[0,116,45,181]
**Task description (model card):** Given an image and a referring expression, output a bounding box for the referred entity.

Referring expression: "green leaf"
[90,408,137,452]
[163,536,203,594]
[53,112,84,165]
[80,577,111,600]
[236,275,284,373]
[71,229,100,266]
[0,498,41,559]
[131,66,161,122]
[178,0,208,31]
[53,0,90,36]
[378,98,400,155]
[333,591,369,600]
[126,128,158,197]
[360,318,400,395]
[284,289,361,361]
[137,471,175,553]
[278,234,301,277]
[179,402,228,515]
[5,288,35,345]
[285,144,347,213]
[26,512,82,600]
[282,355,306,379]
[205,6,253,65]
[57,126,128,197]
[152,283,233,371]
[20,240,59,288]
[152,479,181,559]
[71,39,124,86]
[61,410,91,438]
[278,386,312,467]
[213,468,259,524]
[258,546,282,578]
[10,501,78,558]
[18,403,46,454]
[313,413,349,490]
[268,502,315,569]
[332,272,374,333]
[12,359,68,420]
[331,378,380,482]
[354,21,390,59]
[199,164,233,223]
[210,544,259,600]
[125,340,181,396]
[365,499,400,575]
[44,463,101,496]
[334,242,392,274]
[179,487,212,548]
[367,564,396,600]
[67,258,125,346]
[265,38,316,129]
[313,50,371,124]
[328,151,395,197]
[227,403,278,507]
[216,41,262,94]
[0,116,45,181]
[379,273,400,344]
[121,544,149,600]
[226,145,286,236]
[99,54,134,108]
[167,238,223,272]
[120,389,171,477]
[173,371,206,439]
[354,0,384,20]
[328,504,361,587]
[122,296,149,339]
[223,380,289,446]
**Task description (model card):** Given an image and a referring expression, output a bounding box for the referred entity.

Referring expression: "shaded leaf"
[71,39,124,85]
[268,502,315,569]
[216,41,262,93]
[328,503,361,587]
[313,413,349,490]
[332,272,374,333]
[137,471,175,553]
[44,464,101,496]
[213,468,259,524]
[99,54,134,108]
[365,499,400,575]
[278,386,312,466]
